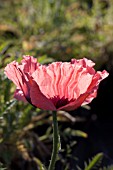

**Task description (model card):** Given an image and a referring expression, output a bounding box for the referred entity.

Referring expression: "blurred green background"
[0,0,113,170]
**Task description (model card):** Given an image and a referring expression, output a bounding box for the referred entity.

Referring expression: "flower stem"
[48,111,60,170]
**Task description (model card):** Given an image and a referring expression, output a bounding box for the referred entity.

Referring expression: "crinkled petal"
[82,70,109,105]
[32,60,94,100]
[5,56,109,111]
[58,93,89,111]
[4,61,29,98]
[82,90,97,106]
[58,70,109,111]
[32,59,109,110]
[5,61,25,88]
[21,55,39,74]
[71,58,95,67]
[29,79,56,110]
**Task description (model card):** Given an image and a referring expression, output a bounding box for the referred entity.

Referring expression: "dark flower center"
[51,96,73,109]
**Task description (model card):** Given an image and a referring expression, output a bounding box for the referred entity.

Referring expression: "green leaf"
[33,157,47,170]
[0,162,7,170]
[64,128,88,138]
[100,165,113,170]
[84,153,104,170]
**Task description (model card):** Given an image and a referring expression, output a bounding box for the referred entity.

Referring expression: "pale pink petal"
[82,70,109,105]
[5,56,109,111]
[32,61,90,101]
[82,90,97,106]
[21,55,39,74]
[73,70,93,95]
[47,62,76,99]
[58,70,109,111]
[5,62,30,99]
[58,93,89,111]
[46,59,96,101]
[14,89,27,102]
[32,65,52,98]
[29,79,56,110]
[4,61,24,89]
[32,62,76,101]
[71,58,95,67]
[32,59,109,110]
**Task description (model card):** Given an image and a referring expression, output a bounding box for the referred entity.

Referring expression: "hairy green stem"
[48,111,60,170]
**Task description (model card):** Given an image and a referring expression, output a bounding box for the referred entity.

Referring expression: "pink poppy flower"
[4,56,109,111]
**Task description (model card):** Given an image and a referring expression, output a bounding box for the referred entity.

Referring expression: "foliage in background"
[0,0,113,64]
[0,0,113,169]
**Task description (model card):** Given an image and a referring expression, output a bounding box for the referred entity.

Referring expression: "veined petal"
[21,55,39,74]
[71,58,95,68]
[59,70,109,111]
[29,79,56,110]
[82,70,109,105]
[4,56,39,102]
[4,61,23,89]
[58,93,89,111]
[5,56,109,111]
